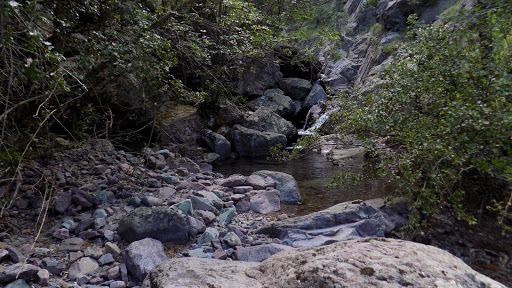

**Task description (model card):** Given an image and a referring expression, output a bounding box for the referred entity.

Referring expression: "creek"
[214,151,395,216]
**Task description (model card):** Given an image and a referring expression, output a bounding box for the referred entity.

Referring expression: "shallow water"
[214,152,395,216]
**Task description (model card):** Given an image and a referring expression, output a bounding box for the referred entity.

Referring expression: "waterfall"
[298,109,336,136]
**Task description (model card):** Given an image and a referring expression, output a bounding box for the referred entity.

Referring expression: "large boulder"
[245,107,297,141]
[278,78,312,100]
[213,99,245,127]
[238,57,283,96]
[117,206,189,244]
[142,238,505,288]
[123,238,167,281]
[229,124,287,158]
[248,89,297,117]
[200,130,231,160]
[156,102,204,145]
[253,171,301,204]
[257,202,385,248]
[303,84,327,111]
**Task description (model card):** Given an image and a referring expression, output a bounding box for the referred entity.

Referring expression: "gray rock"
[110,281,126,288]
[0,249,9,262]
[68,257,100,281]
[258,202,385,248]
[105,242,121,258]
[42,257,66,275]
[189,195,219,215]
[0,263,39,284]
[193,191,224,210]
[98,253,115,265]
[249,190,280,214]
[200,130,232,160]
[249,88,296,117]
[171,199,193,216]
[108,266,121,280]
[141,195,164,207]
[303,84,327,111]
[54,193,72,213]
[230,124,287,158]
[123,238,167,281]
[217,207,237,226]
[147,178,161,188]
[6,246,26,263]
[176,181,207,191]
[254,171,301,204]
[236,244,293,262]
[93,208,108,219]
[84,246,103,259]
[71,187,100,206]
[5,279,30,288]
[235,199,250,213]
[194,210,216,225]
[59,237,84,252]
[245,107,297,141]
[215,174,246,187]
[188,248,212,259]
[238,57,283,96]
[37,269,49,285]
[158,186,176,200]
[74,218,94,234]
[278,78,312,100]
[377,0,429,30]
[222,232,241,247]
[213,99,245,127]
[141,238,506,288]
[117,206,189,244]
[94,217,106,230]
[197,227,219,245]
[246,174,276,190]
[163,175,179,185]
[187,216,203,237]
[93,190,115,204]
[128,196,142,207]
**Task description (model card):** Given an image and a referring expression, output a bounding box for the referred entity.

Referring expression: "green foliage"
[268,134,321,162]
[333,0,512,227]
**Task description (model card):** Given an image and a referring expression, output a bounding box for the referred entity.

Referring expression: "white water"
[298,109,336,135]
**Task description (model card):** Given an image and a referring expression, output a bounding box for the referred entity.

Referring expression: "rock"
[141,195,164,207]
[215,174,246,187]
[213,99,245,127]
[200,130,232,160]
[188,248,212,259]
[303,84,327,111]
[42,257,67,274]
[212,249,228,260]
[326,146,366,167]
[278,78,312,100]
[176,181,207,191]
[217,207,237,226]
[187,216,203,237]
[87,138,115,152]
[0,249,9,262]
[94,218,106,230]
[6,246,26,263]
[141,258,260,288]
[123,238,167,281]
[238,56,283,96]
[0,263,39,284]
[105,242,121,258]
[158,186,176,200]
[54,192,72,213]
[229,124,287,158]
[5,279,30,288]
[163,175,179,185]
[258,202,385,248]
[194,210,216,225]
[74,218,94,234]
[253,171,301,204]
[222,232,241,247]
[235,199,250,213]
[108,266,121,280]
[189,195,219,215]
[117,206,189,244]
[93,190,115,204]
[147,178,161,188]
[37,269,49,285]
[84,246,103,259]
[249,88,296,117]
[197,227,219,245]
[93,208,108,219]
[246,174,276,190]
[59,237,84,252]
[377,0,429,30]
[71,187,100,206]
[110,281,126,288]
[98,253,115,265]
[156,102,203,145]
[68,257,100,281]
[232,186,253,194]
[193,190,224,210]
[245,107,297,141]
[249,190,280,214]
[236,244,293,262]
[171,199,193,216]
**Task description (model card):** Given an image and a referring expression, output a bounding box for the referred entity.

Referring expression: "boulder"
[123,238,167,281]
[257,202,385,248]
[238,56,283,96]
[156,102,203,145]
[253,171,301,204]
[278,78,312,100]
[377,0,430,30]
[245,107,297,141]
[235,244,293,262]
[213,99,245,127]
[200,130,231,160]
[246,173,276,190]
[142,238,505,288]
[0,263,39,284]
[229,124,287,158]
[249,190,281,214]
[215,174,246,187]
[117,206,189,244]
[249,88,296,117]
[303,84,327,111]
[67,257,99,280]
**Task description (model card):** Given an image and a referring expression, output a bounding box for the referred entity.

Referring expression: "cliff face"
[321,0,475,95]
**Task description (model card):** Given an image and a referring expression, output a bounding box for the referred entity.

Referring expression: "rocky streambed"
[0,139,508,288]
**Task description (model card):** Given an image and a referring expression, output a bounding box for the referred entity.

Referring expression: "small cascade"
[298,109,336,136]
[301,108,314,131]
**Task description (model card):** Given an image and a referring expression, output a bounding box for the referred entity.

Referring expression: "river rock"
[249,88,296,117]
[238,57,283,96]
[303,84,327,111]
[54,192,72,213]
[245,107,297,141]
[230,124,287,158]
[68,257,99,281]
[278,78,312,100]
[257,202,385,248]
[193,190,223,209]
[117,206,189,244]
[217,207,237,226]
[59,237,84,252]
[247,173,276,190]
[123,238,167,281]
[213,99,245,127]
[200,130,232,160]
[235,243,293,262]
[141,238,506,288]
[0,263,39,284]
[249,190,280,214]
[253,171,301,204]
[189,195,219,215]
[216,174,246,187]
[197,227,219,245]
[5,279,30,288]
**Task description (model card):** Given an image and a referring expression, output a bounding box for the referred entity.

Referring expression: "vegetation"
[332,0,512,230]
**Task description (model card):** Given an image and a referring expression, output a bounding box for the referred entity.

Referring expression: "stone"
[217,207,237,226]
[69,251,84,263]
[59,237,84,252]
[158,186,176,200]
[188,248,212,259]
[222,232,241,247]
[84,246,103,259]
[157,102,203,145]
[176,181,207,191]
[303,84,327,111]
[33,247,51,257]
[245,107,297,141]
[238,57,283,96]
[147,178,161,188]
[229,124,287,158]
[0,249,9,262]
[187,216,203,237]
[105,242,121,258]
[235,199,250,213]
[54,193,72,213]
[236,244,293,262]
[110,281,126,288]
[171,199,193,216]
[163,175,179,185]
[232,186,252,194]
[37,269,49,285]
[108,266,121,280]
[74,218,94,234]
[197,227,219,245]
[278,78,312,100]
[200,130,232,160]
[5,279,30,288]
[93,190,115,204]
[249,88,296,117]
[42,257,66,274]
[79,230,103,240]
[6,245,26,263]
[193,191,224,209]
[249,190,280,214]
[212,249,227,260]
[128,196,142,207]
[117,206,189,244]
[0,263,39,284]
[189,195,219,215]
[246,174,276,190]
[212,99,245,127]
[194,210,216,225]
[71,187,100,206]
[98,253,115,265]
[215,174,246,187]
[254,171,301,204]
[141,195,164,207]
[257,202,386,248]
[94,217,107,230]
[68,257,100,281]
[123,238,167,281]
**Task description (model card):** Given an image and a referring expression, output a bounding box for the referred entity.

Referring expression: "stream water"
[214,151,395,216]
